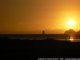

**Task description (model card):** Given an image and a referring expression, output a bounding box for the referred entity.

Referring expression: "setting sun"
[66,18,76,29]
[68,19,75,26]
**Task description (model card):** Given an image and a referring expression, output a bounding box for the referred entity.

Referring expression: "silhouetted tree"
[75,30,80,39]
[64,29,76,34]
[77,30,80,34]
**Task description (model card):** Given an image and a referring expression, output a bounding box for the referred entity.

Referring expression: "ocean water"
[0,34,69,40]
[0,34,80,42]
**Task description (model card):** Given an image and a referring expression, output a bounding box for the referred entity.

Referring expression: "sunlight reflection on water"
[68,34,74,42]
[69,34,76,42]
[70,38,74,42]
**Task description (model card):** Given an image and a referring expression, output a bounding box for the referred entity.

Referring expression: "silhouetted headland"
[1,29,80,57]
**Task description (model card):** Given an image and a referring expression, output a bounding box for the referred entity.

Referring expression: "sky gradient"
[0,0,80,34]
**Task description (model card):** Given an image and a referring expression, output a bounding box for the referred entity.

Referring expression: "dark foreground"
[0,39,80,58]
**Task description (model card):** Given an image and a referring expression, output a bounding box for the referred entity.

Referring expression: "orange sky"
[0,0,80,34]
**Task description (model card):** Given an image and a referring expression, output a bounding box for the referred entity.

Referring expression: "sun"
[68,19,75,26]
[67,18,76,29]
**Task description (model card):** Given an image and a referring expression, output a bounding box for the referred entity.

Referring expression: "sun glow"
[70,37,74,42]
[66,18,76,29]
[68,19,75,26]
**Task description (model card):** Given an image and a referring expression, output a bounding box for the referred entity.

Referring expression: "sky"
[0,0,80,34]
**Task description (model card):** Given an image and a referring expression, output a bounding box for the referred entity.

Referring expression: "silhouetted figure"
[42,30,45,35]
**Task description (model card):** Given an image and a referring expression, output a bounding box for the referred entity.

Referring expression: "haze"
[0,0,80,34]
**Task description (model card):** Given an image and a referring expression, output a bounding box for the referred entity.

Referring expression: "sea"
[0,34,69,40]
[0,34,80,42]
